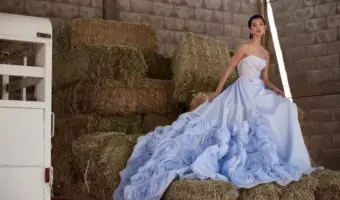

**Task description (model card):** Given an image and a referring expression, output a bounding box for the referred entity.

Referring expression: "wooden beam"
[0,64,44,77]
[6,77,42,93]
[0,43,35,63]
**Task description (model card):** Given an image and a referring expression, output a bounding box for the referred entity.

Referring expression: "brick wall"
[3,0,338,169]
[268,0,340,169]
[0,0,103,32]
[116,0,260,57]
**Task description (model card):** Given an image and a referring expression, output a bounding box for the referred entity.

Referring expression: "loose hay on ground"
[281,174,318,200]
[238,183,282,200]
[72,132,140,200]
[53,45,147,89]
[163,180,238,200]
[172,32,238,103]
[54,79,176,116]
[313,169,340,200]
[55,18,157,54]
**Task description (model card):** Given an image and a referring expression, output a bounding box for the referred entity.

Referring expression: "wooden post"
[103,0,118,20]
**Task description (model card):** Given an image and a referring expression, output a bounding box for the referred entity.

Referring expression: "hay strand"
[55,19,157,54]
[172,32,237,103]
[53,45,147,90]
[72,132,141,200]
[54,79,176,116]
[298,107,304,124]
[163,180,238,200]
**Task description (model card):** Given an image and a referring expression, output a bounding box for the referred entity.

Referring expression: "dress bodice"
[237,55,267,78]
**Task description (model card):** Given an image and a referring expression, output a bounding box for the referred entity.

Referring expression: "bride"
[113,14,315,200]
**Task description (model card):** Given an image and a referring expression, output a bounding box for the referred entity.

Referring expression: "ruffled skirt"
[113,77,315,200]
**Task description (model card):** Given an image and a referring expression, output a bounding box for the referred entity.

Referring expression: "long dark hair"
[248,14,266,39]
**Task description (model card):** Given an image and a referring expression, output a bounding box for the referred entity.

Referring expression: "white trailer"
[0,12,53,200]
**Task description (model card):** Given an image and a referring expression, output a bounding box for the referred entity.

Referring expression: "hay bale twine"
[314,169,340,200]
[55,18,157,54]
[172,32,238,103]
[281,174,318,200]
[53,45,147,90]
[72,132,141,200]
[54,79,176,116]
[238,183,282,200]
[163,180,238,200]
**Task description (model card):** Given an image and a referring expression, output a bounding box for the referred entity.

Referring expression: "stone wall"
[116,0,260,57]
[268,0,340,169]
[0,0,103,32]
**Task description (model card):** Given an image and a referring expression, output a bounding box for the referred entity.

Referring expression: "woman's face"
[249,18,266,38]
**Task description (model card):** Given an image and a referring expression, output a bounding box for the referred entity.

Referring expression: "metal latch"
[37,32,51,39]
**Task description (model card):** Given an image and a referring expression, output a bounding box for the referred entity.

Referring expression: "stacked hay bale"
[71,132,141,200]
[52,19,340,200]
[55,18,172,80]
[172,32,238,104]
[52,19,180,199]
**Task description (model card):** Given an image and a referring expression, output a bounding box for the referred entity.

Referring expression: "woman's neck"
[250,36,262,47]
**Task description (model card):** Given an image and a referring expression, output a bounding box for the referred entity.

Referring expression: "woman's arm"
[261,54,285,96]
[214,44,247,94]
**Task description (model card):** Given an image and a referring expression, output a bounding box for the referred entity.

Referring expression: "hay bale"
[142,113,177,133]
[53,45,147,89]
[53,114,142,148]
[54,79,176,116]
[72,132,141,200]
[281,174,318,200]
[163,180,238,200]
[144,52,172,80]
[172,32,238,103]
[55,18,157,54]
[51,115,142,191]
[238,183,282,200]
[314,169,340,200]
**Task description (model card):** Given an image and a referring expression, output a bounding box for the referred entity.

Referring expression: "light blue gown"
[113,55,315,200]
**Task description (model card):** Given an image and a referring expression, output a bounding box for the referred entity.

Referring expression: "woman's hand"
[273,88,285,97]
[208,92,219,102]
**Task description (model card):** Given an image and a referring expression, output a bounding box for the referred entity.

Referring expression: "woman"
[113,14,315,200]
